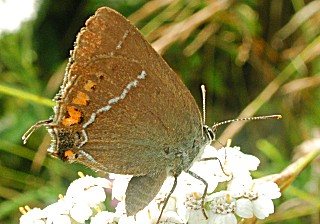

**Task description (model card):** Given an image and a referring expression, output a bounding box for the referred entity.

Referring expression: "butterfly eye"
[203,125,215,141]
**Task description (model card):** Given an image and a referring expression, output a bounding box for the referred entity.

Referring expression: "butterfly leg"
[200,157,230,177]
[187,170,208,219]
[156,176,178,224]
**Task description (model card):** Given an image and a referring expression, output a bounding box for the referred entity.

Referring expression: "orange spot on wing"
[84,80,97,92]
[64,149,75,159]
[72,91,90,106]
[62,106,82,126]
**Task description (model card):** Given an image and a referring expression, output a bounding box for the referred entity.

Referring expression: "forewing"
[52,7,203,175]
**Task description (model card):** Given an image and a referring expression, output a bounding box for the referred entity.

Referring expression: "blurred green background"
[0,0,320,223]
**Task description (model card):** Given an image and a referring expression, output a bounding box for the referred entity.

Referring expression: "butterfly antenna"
[201,85,206,124]
[211,115,282,131]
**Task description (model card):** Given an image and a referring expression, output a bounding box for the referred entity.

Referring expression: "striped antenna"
[201,85,206,124]
[212,115,282,131]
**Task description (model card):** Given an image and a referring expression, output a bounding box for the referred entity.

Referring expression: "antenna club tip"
[21,136,26,142]
[274,115,282,119]
[21,134,29,144]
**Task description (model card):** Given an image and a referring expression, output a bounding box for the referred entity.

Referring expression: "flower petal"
[187,209,207,224]
[90,211,117,224]
[256,182,281,199]
[210,213,237,224]
[252,198,274,219]
[110,174,131,201]
[70,203,92,223]
[19,208,46,224]
[235,198,253,218]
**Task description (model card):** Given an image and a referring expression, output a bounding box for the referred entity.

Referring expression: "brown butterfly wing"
[51,7,203,176]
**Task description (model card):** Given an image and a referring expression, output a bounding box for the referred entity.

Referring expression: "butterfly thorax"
[166,126,212,177]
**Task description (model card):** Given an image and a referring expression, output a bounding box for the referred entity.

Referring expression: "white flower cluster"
[20,146,281,224]
[19,176,111,224]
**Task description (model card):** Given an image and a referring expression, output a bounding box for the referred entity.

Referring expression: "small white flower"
[139,184,186,223]
[66,175,107,197]
[48,214,71,224]
[130,199,163,224]
[250,181,280,219]
[227,175,253,196]
[160,197,186,224]
[191,146,260,187]
[214,146,260,178]
[115,201,127,216]
[63,174,110,223]
[43,198,72,224]
[209,213,237,224]
[69,202,93,223]
[19,208,45,224]
[44,197,72,213]
[109,173,132,201]
[188,158,220,193]
[235,198,253,218]
[159,210,185,223]
[66,176,110,207]
[153,174,209,223]
[94,177,113,188]
[90,211,117,224]
[134,209,155,224]
[207,192,237,224]
[192,146,231,184]
[187,209,207,224]
[229,179,280,219]
[118,215,136,224]
[254,181,281,199]
[252,197,274,219]
[84,185,107,207]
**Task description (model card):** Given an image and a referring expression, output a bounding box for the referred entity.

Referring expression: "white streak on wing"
[82,70,148,129]
[77,129,88,148]
[83,113,97,128]
[78,150,98,163]
[108,96,121,104]
[116,30,129,50]
[97,105,111,113]
[77,150,109,172]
